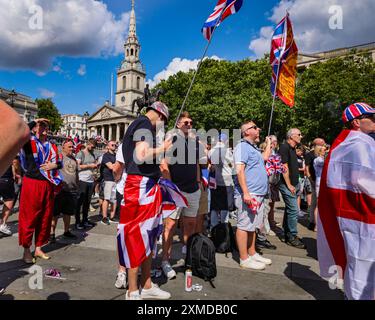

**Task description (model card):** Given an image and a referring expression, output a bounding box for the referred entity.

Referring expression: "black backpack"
[211,222,237,254]
[185,233,217,287]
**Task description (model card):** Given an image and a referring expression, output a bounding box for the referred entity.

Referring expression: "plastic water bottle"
[185,269,192,292]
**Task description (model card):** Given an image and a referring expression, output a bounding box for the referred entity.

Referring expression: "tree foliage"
[156,53,375,144]
[36,98,63,133]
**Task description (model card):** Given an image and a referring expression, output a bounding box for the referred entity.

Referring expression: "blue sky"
[0,0,373,115]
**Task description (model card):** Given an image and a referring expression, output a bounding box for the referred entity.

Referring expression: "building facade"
[0,87,38,122]
[297,42,375,70]
[61,113,89,138]
[87,0,144,142]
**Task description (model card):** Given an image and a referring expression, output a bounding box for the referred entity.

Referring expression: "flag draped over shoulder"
[20,135,63,186]
[202,0,243,41]
[270,13,298,107]
[317,130,375,300]
[117,175,188,268]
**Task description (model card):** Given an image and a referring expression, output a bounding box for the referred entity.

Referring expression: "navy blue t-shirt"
[101,152,116,182]
[122,116,161,181]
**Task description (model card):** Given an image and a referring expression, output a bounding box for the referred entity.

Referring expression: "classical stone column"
[108,124,113,141]
[116,124,120,142]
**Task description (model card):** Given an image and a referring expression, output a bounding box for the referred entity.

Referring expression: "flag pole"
[267,61,281,136]
[174,10,225,128]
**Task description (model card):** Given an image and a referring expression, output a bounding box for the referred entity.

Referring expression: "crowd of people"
[0,99,374,300]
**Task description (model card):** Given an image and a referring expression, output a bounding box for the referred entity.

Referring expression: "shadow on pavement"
[0,259,29,298]
[284,262,344,300]
[47,292,70,300]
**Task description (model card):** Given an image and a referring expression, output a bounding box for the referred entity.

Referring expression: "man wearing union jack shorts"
[118,101,173,300]
[18,118,63,263]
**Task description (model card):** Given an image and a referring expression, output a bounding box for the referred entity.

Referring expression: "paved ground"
[0,200,344,300]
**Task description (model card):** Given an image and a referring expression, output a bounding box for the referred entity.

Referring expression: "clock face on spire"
[121,96,125,103]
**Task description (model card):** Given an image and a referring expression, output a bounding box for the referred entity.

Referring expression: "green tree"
[156,54,375,144]
[36,98,63,133]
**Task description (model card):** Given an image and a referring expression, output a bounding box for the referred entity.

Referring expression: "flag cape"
[318,129,375,300]
[202,0,243,41]
[117,175,188,268]
[20,134,63,186]
[270,13,298,107]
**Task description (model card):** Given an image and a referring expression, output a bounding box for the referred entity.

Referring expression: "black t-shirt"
[122,116,161,181]
[279,143,299,186]
[168,135,201,193]
[305,150,316,182]
[1,166,13,180]
[101,152,116,182]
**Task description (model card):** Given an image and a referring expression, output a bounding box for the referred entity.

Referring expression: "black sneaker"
[101,217,110,226]
[83,221,96,228]
[75,223,84,230]
[308,222,316,231]
[109,217,119,224]
[256,239,277,250]
[63,231,77,240]
[49,234,56,244]
[286,237,306,249]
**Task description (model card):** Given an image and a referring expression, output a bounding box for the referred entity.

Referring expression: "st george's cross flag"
[202,0,243,41]
[117,175,188,268]
[317,129,375,300]
[270,13,298,107]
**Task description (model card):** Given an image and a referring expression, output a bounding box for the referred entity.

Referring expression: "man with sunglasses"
[233,121,273,270]
[318,102,375,300]
[100,140,117,225]
[160,111,207,279]
[278,128,306,249]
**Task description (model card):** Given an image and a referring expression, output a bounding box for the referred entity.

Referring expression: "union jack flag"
[20,135,63,186]
[117,175,188,268]
[265,154,286,176]
[270,13,298,106]
[159,178,188,218]
[202,0,243,41]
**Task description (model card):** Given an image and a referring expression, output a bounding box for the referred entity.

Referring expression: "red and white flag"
[318,129,375,300]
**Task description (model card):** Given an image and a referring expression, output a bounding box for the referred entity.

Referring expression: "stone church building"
[87,0,145,142]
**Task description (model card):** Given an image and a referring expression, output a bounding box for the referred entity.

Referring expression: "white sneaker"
[297,210,305,218]
[125,290,142,300]
[251,253,272,265]
[240,256,266,270]
[90,205,96,212]
[115,271,127,289]
[140,282,171,300]
[161,261,176,280]
[0,224,11,236]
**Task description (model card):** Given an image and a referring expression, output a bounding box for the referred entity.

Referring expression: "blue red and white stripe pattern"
[342,102,375,123]
[159,178,188,218]
[117,175,188,268]
[265,154,286,176]
[270,14,289,97]
[202,0,243,41]
[20,135,63,186]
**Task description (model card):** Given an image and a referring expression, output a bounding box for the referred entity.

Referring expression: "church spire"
[129,0,136,38]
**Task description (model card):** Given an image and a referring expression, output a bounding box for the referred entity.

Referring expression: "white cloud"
[148,56,222,88]
[77,64,87,76]
[39,88,55,98]
[0,0,130,72]
[249,0,375,57]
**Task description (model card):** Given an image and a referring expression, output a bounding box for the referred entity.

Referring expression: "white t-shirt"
[115,144,127,195]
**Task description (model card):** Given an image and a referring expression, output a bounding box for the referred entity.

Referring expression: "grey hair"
[286,128,299,139]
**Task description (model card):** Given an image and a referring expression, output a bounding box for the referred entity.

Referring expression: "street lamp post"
[83,111,89,141]
[67,124,72,138]
[7,89,17,108]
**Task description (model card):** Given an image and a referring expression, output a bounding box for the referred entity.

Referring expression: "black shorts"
[0,178,15,201]
[53,191,78,216]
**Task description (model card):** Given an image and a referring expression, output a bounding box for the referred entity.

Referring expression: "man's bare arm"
[112,161,124,182]
[0,100,30,176]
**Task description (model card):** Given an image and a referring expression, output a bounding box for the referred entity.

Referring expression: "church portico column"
[108,124,113,141]
[116,124,121,142]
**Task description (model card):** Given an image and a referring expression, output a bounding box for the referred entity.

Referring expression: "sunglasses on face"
[244,125,260,132]
[357,114,375,120]
[180,120,193,126]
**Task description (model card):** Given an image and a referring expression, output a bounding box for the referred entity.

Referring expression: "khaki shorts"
[169,189,201,220]
[235,194,265,232]
[198,186,208,215]
[103,181,116,202]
